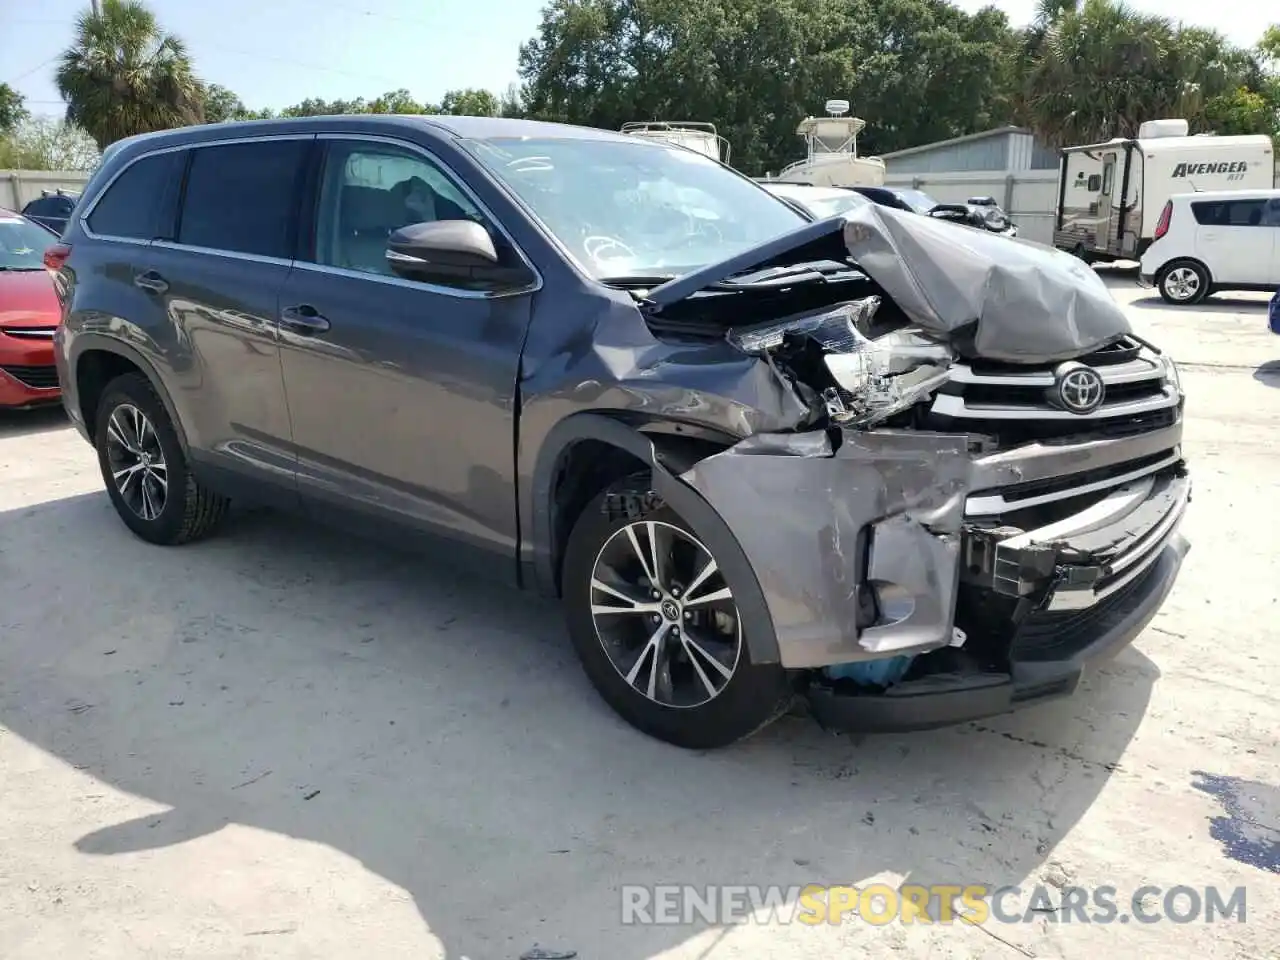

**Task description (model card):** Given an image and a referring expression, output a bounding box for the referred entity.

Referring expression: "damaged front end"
[633,207,1190,731]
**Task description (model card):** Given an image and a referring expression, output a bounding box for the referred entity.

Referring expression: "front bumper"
[677,424,1189,731]
[0,367,60,409]
[0,331,60,409]
[807,533,1188,732]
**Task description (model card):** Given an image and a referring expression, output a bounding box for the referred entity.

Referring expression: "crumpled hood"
[840,203,1130,362]
[643,203,1131,364]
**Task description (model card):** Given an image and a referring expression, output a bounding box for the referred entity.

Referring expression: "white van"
[1055,119,1274,263]
[1139,189,1280,304]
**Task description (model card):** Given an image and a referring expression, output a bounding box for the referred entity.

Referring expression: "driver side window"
[313,141,489,278]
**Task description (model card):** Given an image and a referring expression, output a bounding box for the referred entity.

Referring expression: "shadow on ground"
[0,493,1161,958]
[1253,361,1280,388]
[0,406,68,440]
[1126,294,1271,314]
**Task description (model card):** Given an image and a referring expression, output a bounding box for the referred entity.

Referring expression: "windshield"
[893,189,939,214]
[0,215,54,270]
[460,137,805,279]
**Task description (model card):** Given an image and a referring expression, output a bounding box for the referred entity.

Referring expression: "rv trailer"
[1054,118,1274,262]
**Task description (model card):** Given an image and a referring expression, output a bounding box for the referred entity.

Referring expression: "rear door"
[1191,197,1272,284]
[142,135,313,501]
[1096,152,1117,254]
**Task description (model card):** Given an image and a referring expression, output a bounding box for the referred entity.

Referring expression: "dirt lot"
[1,272,1277,959]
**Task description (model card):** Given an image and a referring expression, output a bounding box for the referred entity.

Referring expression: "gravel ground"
[1,270,1276,959]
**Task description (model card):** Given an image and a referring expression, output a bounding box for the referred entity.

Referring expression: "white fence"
[1,170,92,211]
[886,161,1280,248]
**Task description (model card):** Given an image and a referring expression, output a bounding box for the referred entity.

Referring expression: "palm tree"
[55,0,204,150]
[1023,0,1220,146]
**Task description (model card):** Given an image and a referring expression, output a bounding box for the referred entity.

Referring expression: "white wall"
[884,169,1061,245]
[1,170,91,211]
[886,160,1280,248]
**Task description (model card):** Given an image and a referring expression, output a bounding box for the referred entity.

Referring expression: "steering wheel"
[584,235,638,264]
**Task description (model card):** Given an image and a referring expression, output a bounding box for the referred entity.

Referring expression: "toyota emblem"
[1053,363,1106,414]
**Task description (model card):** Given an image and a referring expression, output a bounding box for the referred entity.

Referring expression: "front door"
[277,135,535,575]
[1096,153,1117,254]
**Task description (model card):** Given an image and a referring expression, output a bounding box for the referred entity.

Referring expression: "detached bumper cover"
[808,533,1188,732]
[677,423,1189,730]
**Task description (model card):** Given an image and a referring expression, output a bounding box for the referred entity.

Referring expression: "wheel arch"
[529,412,781,664]
[72,336,190,453]
[1156,256,1213,289]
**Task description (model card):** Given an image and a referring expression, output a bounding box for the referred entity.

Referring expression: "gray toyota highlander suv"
[51,115,1190,749]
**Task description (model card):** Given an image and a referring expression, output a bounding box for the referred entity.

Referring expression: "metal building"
[878,126,1059,174]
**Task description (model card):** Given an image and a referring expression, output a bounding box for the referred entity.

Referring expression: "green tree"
[0,116,100,171]
[55,0,204,150]
[0,83,29,136]
[280,91,434,116]
[369,89,431,114]
[517,0,1021,173]
[438,88,500,116]
[1023,0,1275,145]
[201,83,271,123]
[498,83,526,118]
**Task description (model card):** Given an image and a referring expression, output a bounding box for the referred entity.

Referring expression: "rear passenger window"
[177,140,309,259]
[86,151,184,240]
[1191,199,1267,226]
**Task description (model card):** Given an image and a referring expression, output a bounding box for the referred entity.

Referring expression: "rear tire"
[1157,259,1210,305]
[562,483,792,749]
[94,373,230,545]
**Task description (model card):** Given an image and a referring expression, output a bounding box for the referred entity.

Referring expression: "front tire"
[94,372,230,545]
[1157,260,1210,305]
[562,484,793,749]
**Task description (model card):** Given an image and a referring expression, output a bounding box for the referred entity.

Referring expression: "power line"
[197,41,407,87]
[5,54,62,86]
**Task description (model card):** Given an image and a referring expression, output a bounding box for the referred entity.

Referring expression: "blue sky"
[4,0,544,115]
[4,0,1274,121]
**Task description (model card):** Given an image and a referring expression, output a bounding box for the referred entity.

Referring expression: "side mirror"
[928,204,970,223]
[386,219,533,290]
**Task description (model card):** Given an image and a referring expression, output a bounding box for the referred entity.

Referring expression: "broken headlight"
[727,297,954,426]
[823,330,953,425]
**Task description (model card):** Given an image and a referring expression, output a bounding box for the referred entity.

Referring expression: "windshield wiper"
[598,274,677,289]
[716,260,863,289]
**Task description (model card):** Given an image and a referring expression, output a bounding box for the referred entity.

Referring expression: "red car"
[0,209,62,408]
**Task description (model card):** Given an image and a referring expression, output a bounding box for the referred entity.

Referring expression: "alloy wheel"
[1163,266,1201,302]
[104,403,169,521]
[589,520,742,708]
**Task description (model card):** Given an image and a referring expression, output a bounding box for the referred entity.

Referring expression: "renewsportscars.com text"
[620,883,1248,926]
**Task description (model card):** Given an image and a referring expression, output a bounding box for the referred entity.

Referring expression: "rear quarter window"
[1191,199,1267,226]
[86,151,186,240]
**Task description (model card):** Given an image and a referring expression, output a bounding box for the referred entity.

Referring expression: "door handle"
[280,304,331,334]
[133,270,169,294]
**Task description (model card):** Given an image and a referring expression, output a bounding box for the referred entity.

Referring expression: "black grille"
[965,337,1142,375]
[953,378,1165,409]
[0,364,60,389]
[1011,560,1164,662]
[981,451,1175,505]
[925,404,1178,446]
